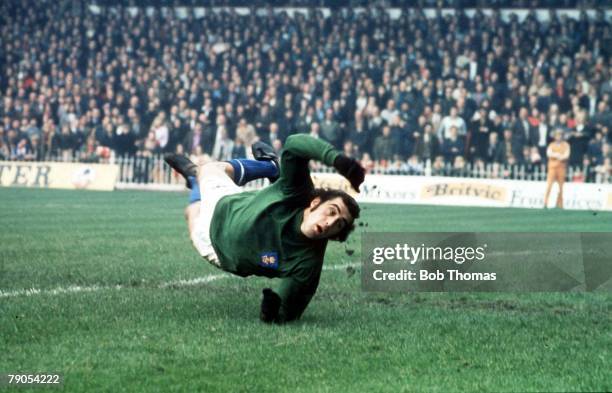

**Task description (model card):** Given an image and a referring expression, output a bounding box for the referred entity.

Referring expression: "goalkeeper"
[165,134,365,324]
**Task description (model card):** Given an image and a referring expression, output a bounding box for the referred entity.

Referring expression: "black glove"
[260,288,281,323]
[333,155,365,192]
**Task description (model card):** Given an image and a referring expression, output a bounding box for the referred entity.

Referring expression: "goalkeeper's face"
[301,197,353,240]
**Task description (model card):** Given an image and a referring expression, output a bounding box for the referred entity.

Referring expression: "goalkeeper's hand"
[260,288,281,323]
[333,155,365,192]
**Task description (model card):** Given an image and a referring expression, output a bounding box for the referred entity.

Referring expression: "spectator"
[261,122,281,147]
[183,122,204,156]
[591,102,611,133]
[360,153,375,174]
[568,110,592,166]
[373,125,394,163]
[142,132,158,157]
[348,110,370,158]
[587,132,605,167]
[535,112,551,162]
[151,113,169,153]
[113,117,136,158]
[308,122,321,140]
[512,107,536,159]
[254,104,272,137]
[442,126,465,164]
[54,124,77,161]
[495,129,521,165]
[469,108,493,161]
[81,135,102,163]
[271,139,283,158]
[387,115,410,159]
[231,136,247,159]
[406,155,424,175]
[24,118,41,140]
[167,117,188,155]
[431,155,447,176]
[414,123,440,162]
[0,135,9,160]
[367,106,384,137]
[212,126,234,162]
[388,156,408,175]
[452,156,468,177]
[320,108,340,148]
[524,146,543,179]
[437,107,467,140]
[484,132,501,164]
[593,143,611,183]
[342,140,356,159]
[381,99,399,125]
[13,138,32,161]
[296,105,315,134]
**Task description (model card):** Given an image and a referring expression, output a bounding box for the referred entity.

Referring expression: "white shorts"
[191,170,241,268]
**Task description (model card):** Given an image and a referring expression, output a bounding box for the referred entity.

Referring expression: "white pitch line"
[0,263,359,299]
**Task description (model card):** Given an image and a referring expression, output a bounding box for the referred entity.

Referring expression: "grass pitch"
[1,188,611,392]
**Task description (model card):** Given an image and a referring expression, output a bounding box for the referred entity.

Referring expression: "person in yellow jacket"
[544,129,571,208]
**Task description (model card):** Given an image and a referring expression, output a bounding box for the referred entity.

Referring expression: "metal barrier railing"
[107,155,609,185]
[4,154,608,185]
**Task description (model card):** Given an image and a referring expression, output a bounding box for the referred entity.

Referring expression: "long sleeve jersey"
[210,134,340,322]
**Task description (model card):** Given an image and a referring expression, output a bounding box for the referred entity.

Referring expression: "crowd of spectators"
[1,1,611,182]
[94,1,609,8]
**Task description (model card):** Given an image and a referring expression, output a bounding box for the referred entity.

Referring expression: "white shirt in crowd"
[538,123,548,147]
[437,115,467,139]
[154,124,168,149]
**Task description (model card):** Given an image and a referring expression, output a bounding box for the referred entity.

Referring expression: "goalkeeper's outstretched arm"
[279,134,365,194]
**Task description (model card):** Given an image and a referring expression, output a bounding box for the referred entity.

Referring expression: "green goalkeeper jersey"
[209,134,341,322]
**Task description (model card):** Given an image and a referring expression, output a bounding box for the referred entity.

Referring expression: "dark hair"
[310,188,360,242]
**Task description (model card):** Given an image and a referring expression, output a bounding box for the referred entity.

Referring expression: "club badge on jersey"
[259,251,279,269]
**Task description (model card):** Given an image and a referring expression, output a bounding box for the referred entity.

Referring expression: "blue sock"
[188,176,201,204]
[227,159,278,186]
